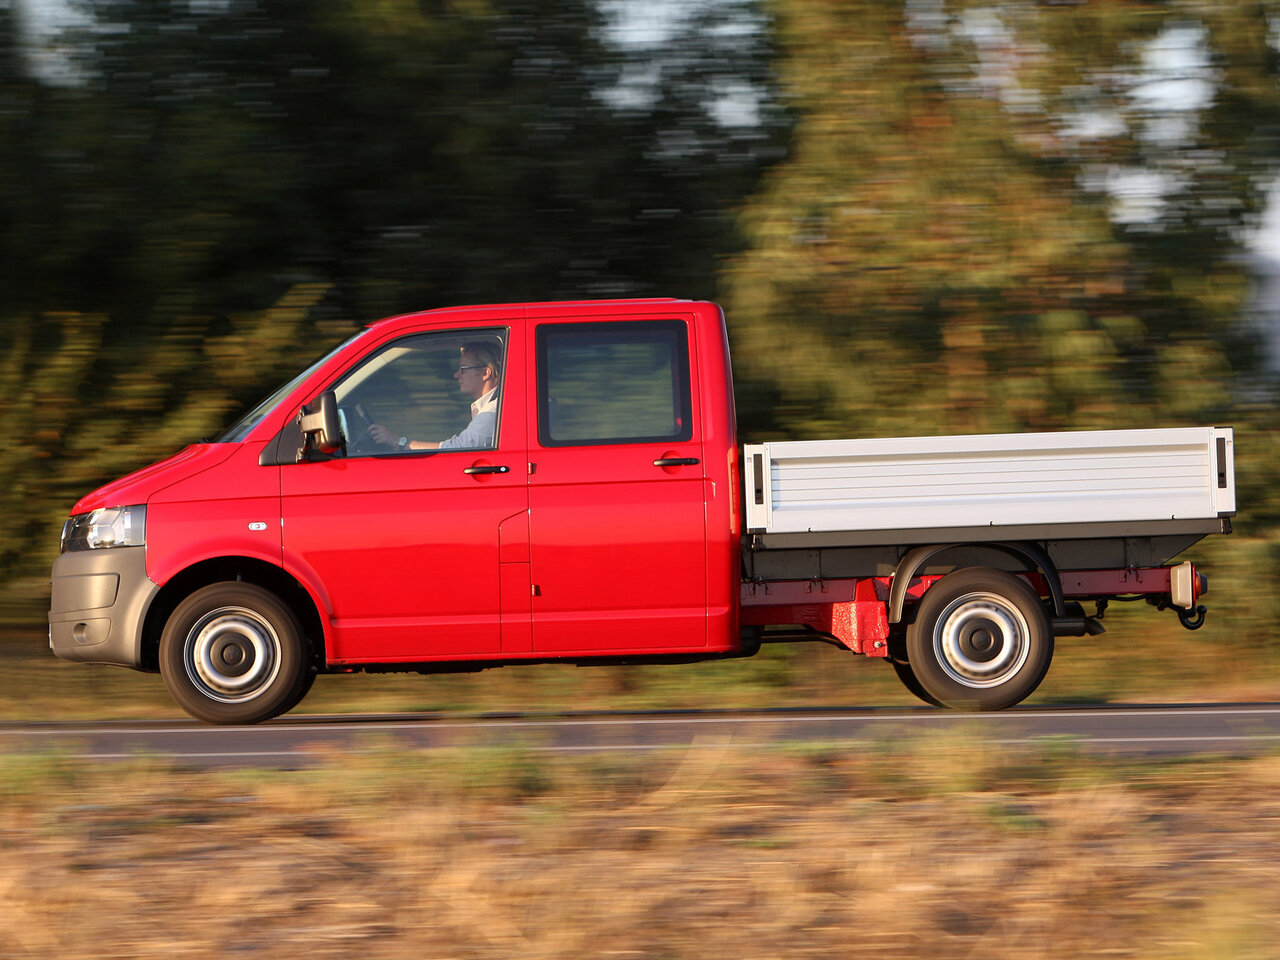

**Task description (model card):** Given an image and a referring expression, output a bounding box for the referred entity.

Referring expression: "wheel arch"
[888,541,1065,625]
[142,557,328,672]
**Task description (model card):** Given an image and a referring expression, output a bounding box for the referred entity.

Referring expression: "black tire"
[159,582,311,725]
[889,659,943,707]
[278,664,319,716]
[905,567,1053,712]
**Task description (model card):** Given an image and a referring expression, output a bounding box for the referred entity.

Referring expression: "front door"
[281,324,529,663]
[527,317,708,654]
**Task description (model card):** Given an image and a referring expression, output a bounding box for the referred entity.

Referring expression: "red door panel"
[528,446,706,653]
[527,316,707,654]
[282,453,526,661]
[281,322,529,663]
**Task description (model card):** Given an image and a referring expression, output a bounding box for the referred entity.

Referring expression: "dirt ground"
[2,739,1278,959]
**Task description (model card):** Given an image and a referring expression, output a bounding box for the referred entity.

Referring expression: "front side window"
[537,320,692,446]
[331,328,506,456]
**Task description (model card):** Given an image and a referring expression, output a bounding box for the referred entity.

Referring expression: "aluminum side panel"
[745,427,1235,535]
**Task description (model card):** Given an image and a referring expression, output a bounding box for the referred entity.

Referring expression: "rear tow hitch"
[1177,605,1207,630]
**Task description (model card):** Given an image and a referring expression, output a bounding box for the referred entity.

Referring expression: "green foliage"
[714,0,1280,651]
[0,0,785,619]
[724,0,1277,445]
[0,285,345,613]
[717,0,1280,636]
[27,0,782,320]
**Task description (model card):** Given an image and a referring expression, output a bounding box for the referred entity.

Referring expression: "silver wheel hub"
[933,591,1030,688]
[184,606,281,703]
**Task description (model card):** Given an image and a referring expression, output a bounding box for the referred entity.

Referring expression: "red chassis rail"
[740,566,1201,658]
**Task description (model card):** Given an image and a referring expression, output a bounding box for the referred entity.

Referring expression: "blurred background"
[3,0,1280,654]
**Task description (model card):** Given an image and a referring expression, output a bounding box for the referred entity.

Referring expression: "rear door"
[527,316,708,653]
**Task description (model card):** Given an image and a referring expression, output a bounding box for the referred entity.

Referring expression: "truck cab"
[50,299,742,722]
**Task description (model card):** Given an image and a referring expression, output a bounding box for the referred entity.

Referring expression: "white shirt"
[438,389,499,450]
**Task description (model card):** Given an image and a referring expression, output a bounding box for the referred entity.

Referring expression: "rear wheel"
[905,567,1052,712]
[889,658,942,707]
[160,582,311,724]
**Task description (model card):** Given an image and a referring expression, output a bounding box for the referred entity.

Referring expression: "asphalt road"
[4,703,1280,767]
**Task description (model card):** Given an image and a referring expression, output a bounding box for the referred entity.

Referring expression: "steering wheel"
[340,401,382,456]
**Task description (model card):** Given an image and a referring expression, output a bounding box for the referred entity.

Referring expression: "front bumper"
[48,546,159,668]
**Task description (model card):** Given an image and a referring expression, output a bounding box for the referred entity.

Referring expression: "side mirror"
[296,390,343,461]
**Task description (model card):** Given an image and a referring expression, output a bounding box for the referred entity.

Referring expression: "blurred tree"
[0,0,787,617]
[723,0,1280,448]
[11,0,785,434]
[0,285,338,611]
[35,0,783,323]
[0,1,40,315]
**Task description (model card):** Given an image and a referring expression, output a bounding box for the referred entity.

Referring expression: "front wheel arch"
[142,557,327,673]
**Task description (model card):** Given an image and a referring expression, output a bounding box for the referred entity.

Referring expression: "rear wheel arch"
[889,541,1065,625]
[143,557,327,672]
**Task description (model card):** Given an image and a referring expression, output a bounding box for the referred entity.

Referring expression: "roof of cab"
[365,297,699,330]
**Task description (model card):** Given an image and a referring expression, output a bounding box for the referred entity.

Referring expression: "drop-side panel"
[744,427,1235,535]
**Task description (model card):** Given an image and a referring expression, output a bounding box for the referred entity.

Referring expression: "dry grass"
[2,738,1279,959]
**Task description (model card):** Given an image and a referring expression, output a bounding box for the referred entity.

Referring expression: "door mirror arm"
[296,390,344,461]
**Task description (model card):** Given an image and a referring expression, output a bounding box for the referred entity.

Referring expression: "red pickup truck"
[49,298,1234,723]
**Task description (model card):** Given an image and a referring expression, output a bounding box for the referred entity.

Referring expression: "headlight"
[61,505,147,552]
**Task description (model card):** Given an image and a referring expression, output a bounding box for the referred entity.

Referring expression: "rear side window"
[537,320,693,446]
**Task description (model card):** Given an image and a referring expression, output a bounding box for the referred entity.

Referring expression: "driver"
[369,341,501,451]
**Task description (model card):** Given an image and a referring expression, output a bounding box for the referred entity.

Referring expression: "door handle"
[653,457,700,467]
[464,465,511,475]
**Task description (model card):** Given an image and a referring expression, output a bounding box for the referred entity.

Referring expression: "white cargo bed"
[744,427,1235,537]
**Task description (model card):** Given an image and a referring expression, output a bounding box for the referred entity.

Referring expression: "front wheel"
[905,567,1053,712]
[159,582,311,725]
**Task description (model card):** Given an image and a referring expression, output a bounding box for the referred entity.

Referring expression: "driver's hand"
[368,423,398,447]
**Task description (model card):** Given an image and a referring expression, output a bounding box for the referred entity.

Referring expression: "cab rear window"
[536,320,692,446]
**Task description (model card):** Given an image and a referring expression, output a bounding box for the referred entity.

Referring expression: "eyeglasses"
[456,364,487,374]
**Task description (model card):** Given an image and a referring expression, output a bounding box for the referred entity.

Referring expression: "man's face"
[455,351,489,399]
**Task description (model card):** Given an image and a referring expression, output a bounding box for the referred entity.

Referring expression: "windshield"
[213,329,372,443]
